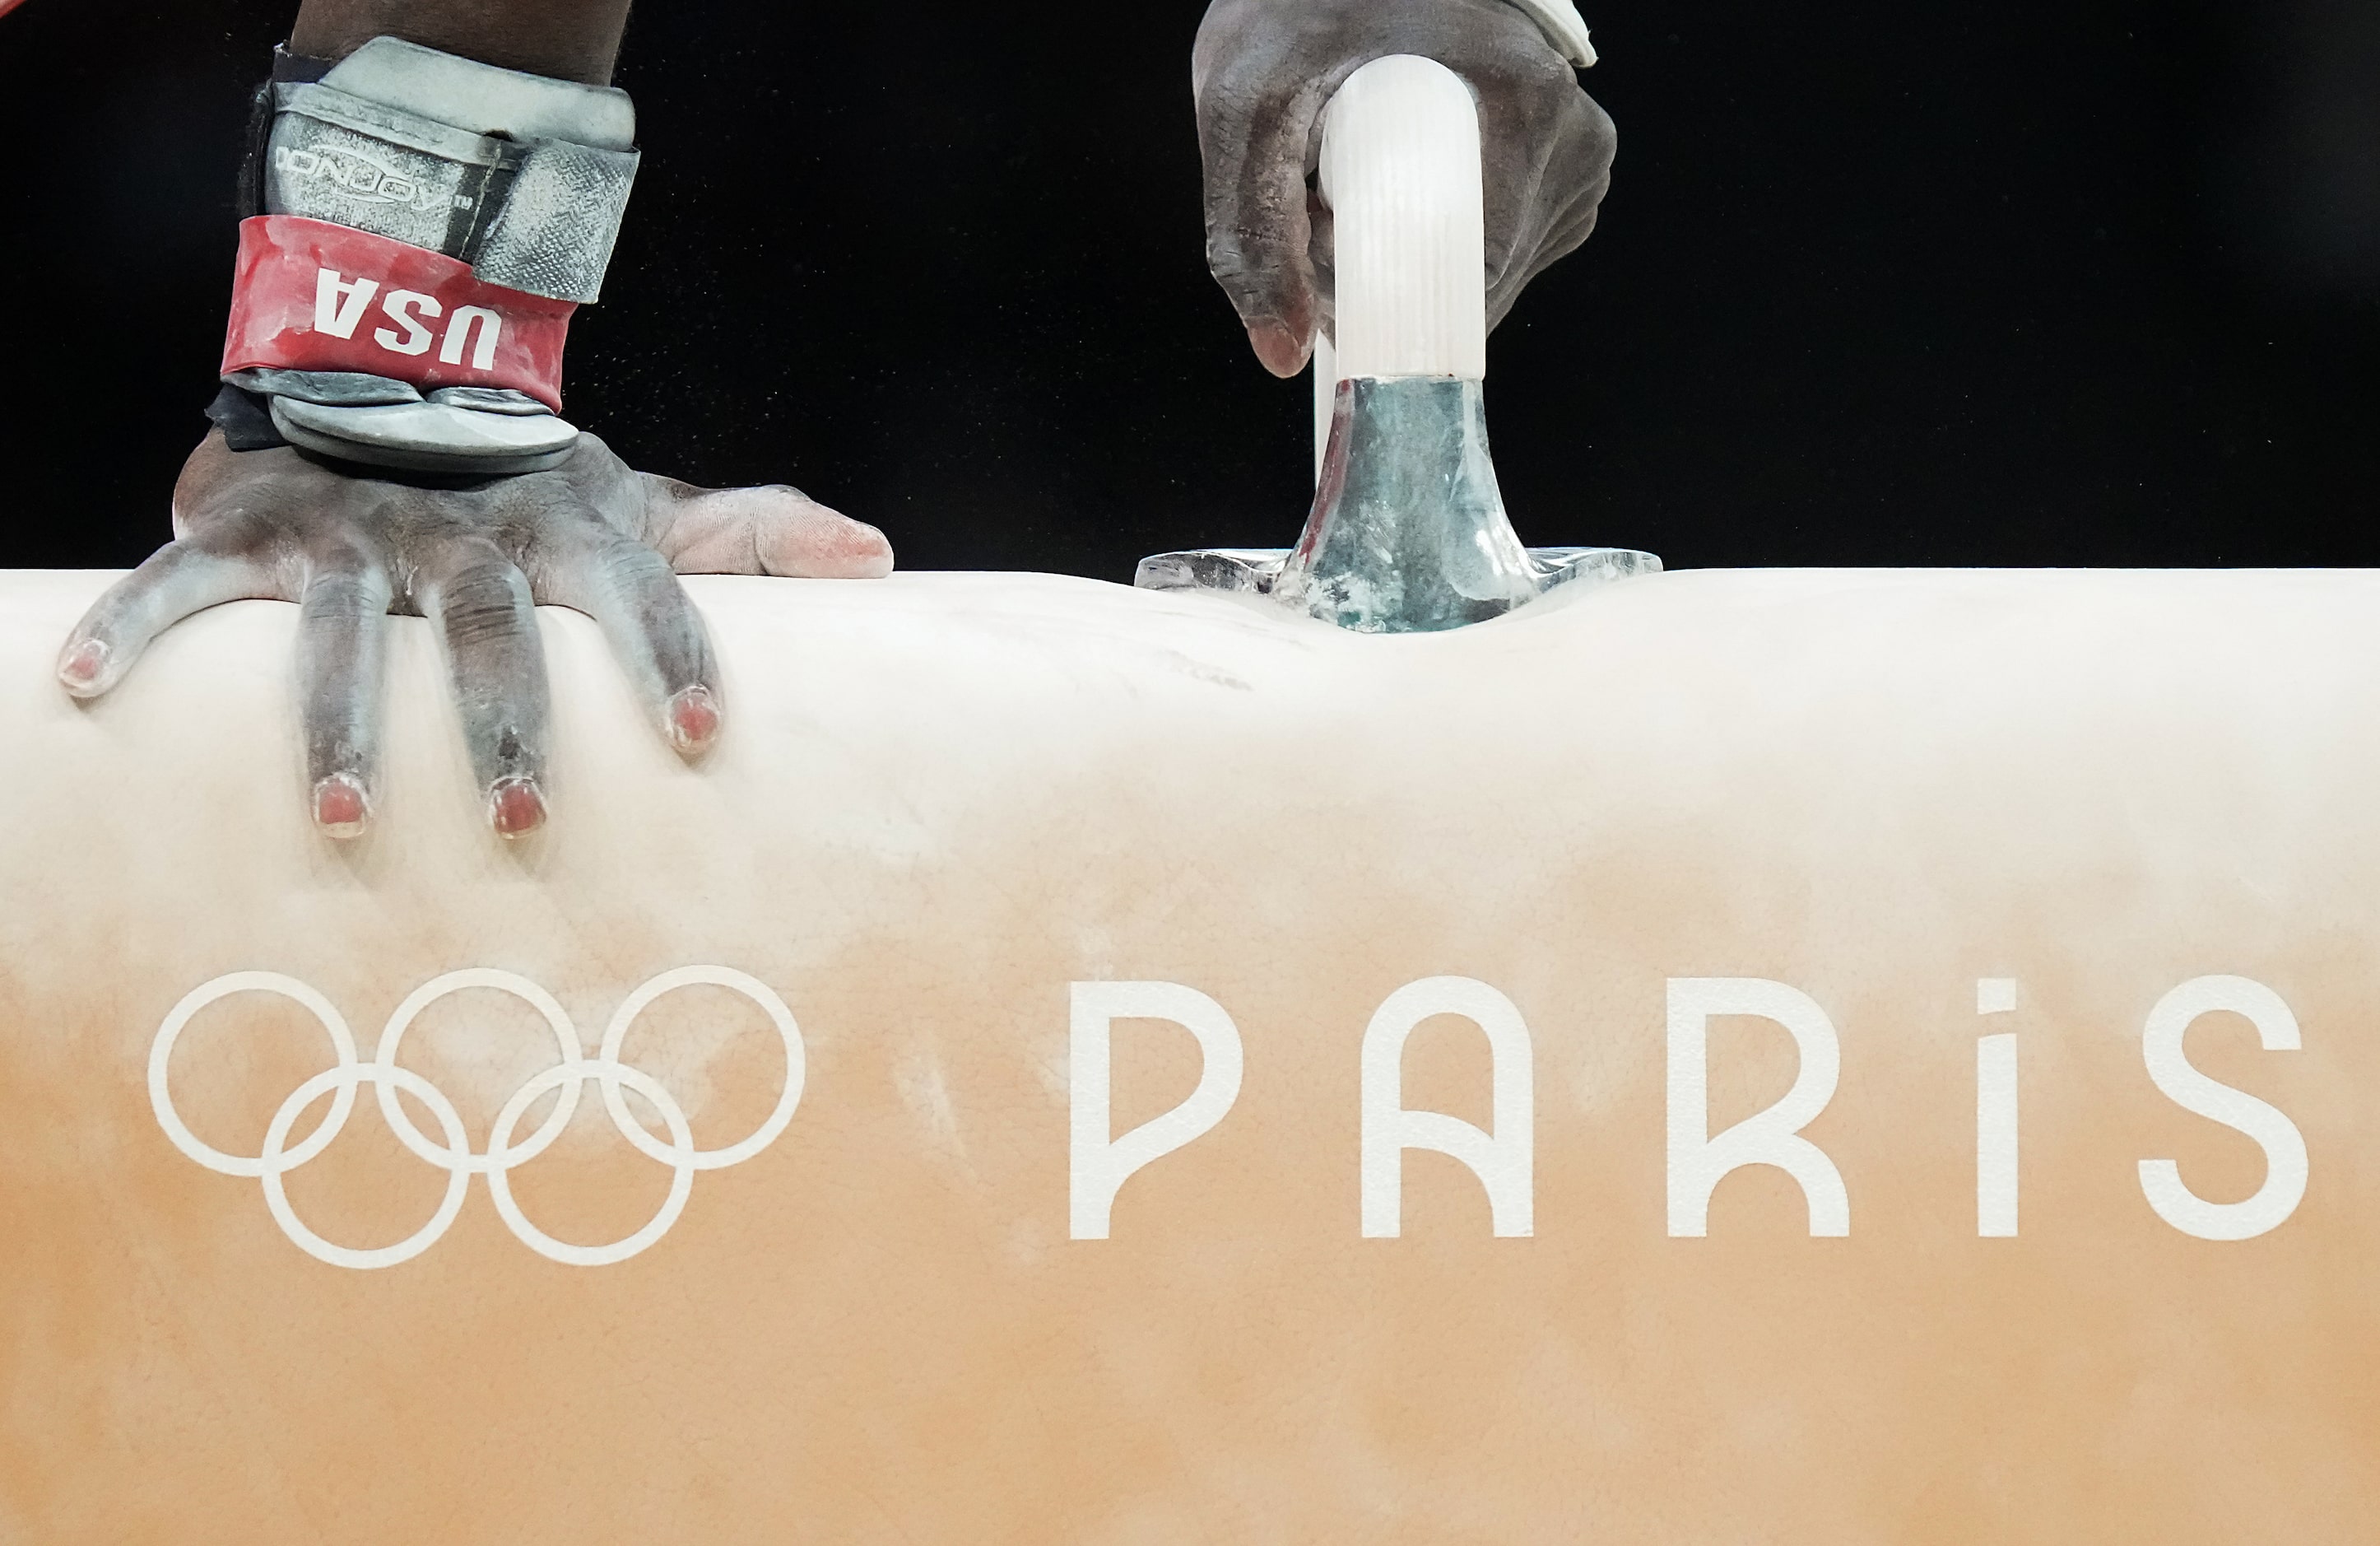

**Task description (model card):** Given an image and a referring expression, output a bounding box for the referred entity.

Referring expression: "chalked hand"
[1193,0,1617,376]
[56,431,892,839]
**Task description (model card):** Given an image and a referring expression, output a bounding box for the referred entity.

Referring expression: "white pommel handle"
[1318,55,1489,382]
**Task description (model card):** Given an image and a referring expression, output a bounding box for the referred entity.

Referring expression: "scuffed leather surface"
[4,567,2378,1540]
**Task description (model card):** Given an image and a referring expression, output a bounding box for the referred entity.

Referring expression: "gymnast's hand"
[54,432,892,838]
[1193,0,1617,375]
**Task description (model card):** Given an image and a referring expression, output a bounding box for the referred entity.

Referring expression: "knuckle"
[1209,203,1297,267]
[1573,92,1618,160]
[1209,229,1304,296]
[1522,49,1577,95]
[435,561,530,646]
[1197,29,1293,119]
[193,505,281,555]
[304,569,380,611]
[597,539,673,586]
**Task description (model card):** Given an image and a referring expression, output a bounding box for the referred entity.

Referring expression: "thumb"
[1197,58,1327,378]
[643,477,894,580]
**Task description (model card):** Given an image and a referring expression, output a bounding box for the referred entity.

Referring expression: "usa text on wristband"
[223,217,574,409]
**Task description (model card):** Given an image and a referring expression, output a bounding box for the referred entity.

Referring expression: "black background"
[2,0,2373,577]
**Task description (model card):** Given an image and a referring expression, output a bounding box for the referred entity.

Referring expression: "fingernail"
[488,777,547,838]
[1245,319,1311,379]
[312,773,371,839]
[57,639,109,692]
[666,685,721,753]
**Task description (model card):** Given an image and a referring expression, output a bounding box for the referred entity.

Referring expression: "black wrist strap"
[204,384,287,452]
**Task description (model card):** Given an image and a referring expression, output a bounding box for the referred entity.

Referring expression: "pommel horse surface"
[5,566,2379,1540]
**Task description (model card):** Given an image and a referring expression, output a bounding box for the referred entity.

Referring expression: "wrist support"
[218,37,639,474]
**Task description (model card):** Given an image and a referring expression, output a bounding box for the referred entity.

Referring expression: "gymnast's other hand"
[1193,0,1617,376]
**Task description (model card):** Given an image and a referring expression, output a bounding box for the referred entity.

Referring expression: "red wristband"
[221,217,577,412]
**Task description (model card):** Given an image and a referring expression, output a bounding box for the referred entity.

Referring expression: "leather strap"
[221,216,576,411]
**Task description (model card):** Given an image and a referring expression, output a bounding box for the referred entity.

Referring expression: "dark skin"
[61,0,1615,838]
[289,0,635,85]
[1195,0,1617,375]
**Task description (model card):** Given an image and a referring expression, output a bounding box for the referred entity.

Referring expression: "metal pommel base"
[1133,543,1660,607]
[1134,376,1660,631]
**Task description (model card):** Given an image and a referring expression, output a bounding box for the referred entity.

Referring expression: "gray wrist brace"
[265,35,639,305]
[233,37,640,474]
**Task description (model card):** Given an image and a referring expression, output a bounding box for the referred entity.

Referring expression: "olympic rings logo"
[148,966,803,1270]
